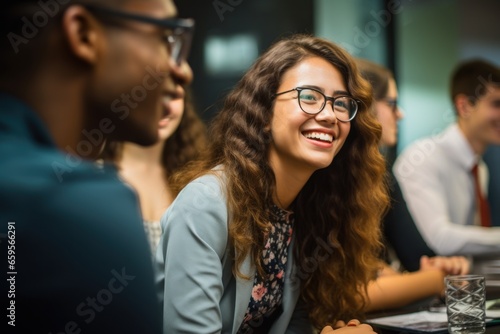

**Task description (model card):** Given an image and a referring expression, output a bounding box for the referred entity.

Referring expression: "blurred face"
[461,85,500,153]
[90,0,191,146]
[374,78,403,147]
[158,86,185,140]
[270,56,351,174]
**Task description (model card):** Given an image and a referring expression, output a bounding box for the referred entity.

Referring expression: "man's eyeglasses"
[275,87,359,122]
[82,5,194,65]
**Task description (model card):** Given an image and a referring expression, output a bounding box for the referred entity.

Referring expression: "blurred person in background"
[357,57,436,272]
[357,58,470,313]
[101,86,206,253]
[393,59,500,271]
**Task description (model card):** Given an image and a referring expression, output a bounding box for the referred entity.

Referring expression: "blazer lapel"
[230,237,301,333]
[232,255,255,333]
[269,237,301,333]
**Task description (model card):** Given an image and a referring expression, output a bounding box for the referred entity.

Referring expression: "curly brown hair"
[101,88,207,179]
[172,34,389,328]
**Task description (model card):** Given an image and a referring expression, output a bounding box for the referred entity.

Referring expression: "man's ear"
[454,94,474,119]
[61,5,103,64]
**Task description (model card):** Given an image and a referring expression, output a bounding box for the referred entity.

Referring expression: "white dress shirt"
[393,123,500,257]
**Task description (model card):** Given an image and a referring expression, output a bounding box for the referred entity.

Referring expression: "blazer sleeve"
[156,174,230,334]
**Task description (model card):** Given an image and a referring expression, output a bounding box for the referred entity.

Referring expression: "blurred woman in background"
[102,86,206,252]
[356,58,470,312]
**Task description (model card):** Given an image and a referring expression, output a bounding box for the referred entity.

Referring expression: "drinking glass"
[445,275,486,334]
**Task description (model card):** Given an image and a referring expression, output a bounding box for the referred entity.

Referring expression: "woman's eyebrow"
[333,90,350,96]
[299,85,350,96]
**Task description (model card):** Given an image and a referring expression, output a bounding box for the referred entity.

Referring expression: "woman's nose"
[316,101,338,124]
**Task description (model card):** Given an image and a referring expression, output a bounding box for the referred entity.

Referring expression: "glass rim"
[445,274,485,281]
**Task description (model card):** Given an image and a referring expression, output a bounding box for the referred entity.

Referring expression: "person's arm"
[377,263,399,277]
[156,175,229,334]
[365,256,469,313]
[364,264,444,312]
[393,143,500,256]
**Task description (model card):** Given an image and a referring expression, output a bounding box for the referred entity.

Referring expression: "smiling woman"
[155,34,389,333]
[270,56,357,182]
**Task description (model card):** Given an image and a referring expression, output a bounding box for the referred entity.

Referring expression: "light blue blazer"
[155,173,313,333]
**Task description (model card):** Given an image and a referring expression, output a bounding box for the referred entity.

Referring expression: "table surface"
[367,284,500,334]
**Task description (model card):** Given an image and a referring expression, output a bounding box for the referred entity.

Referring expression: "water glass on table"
[445,275,486,334]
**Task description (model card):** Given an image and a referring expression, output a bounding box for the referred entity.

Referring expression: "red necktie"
[471,164,491,227]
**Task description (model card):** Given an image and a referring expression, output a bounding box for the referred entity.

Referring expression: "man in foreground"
[0,0,192,332]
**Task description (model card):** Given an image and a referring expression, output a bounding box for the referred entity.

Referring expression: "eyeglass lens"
[167,28,193,65]
[384,99,398,113]
[298,89,357,121]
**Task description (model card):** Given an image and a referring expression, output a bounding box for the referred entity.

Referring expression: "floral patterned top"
[237,205,294,334]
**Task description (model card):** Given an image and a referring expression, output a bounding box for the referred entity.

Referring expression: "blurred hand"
[320,319,376,333]
[420,255,470,275]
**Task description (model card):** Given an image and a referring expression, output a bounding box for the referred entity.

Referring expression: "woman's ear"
[61,5,104,65]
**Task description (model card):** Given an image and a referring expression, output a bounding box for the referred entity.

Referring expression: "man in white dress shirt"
[393,59,500,271]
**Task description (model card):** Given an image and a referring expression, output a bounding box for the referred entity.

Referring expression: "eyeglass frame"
[381,98,399,113]
[274,87,360,122]
[81,4,195,65]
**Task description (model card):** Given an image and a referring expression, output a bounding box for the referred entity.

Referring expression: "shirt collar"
[444,123,480,171]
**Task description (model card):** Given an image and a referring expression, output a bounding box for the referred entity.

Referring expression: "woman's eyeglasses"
[275,87,359,122]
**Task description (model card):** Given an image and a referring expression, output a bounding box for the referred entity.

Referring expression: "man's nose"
[171,60,193,86]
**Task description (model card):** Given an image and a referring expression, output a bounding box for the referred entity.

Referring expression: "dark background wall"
[176,0,314,122]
